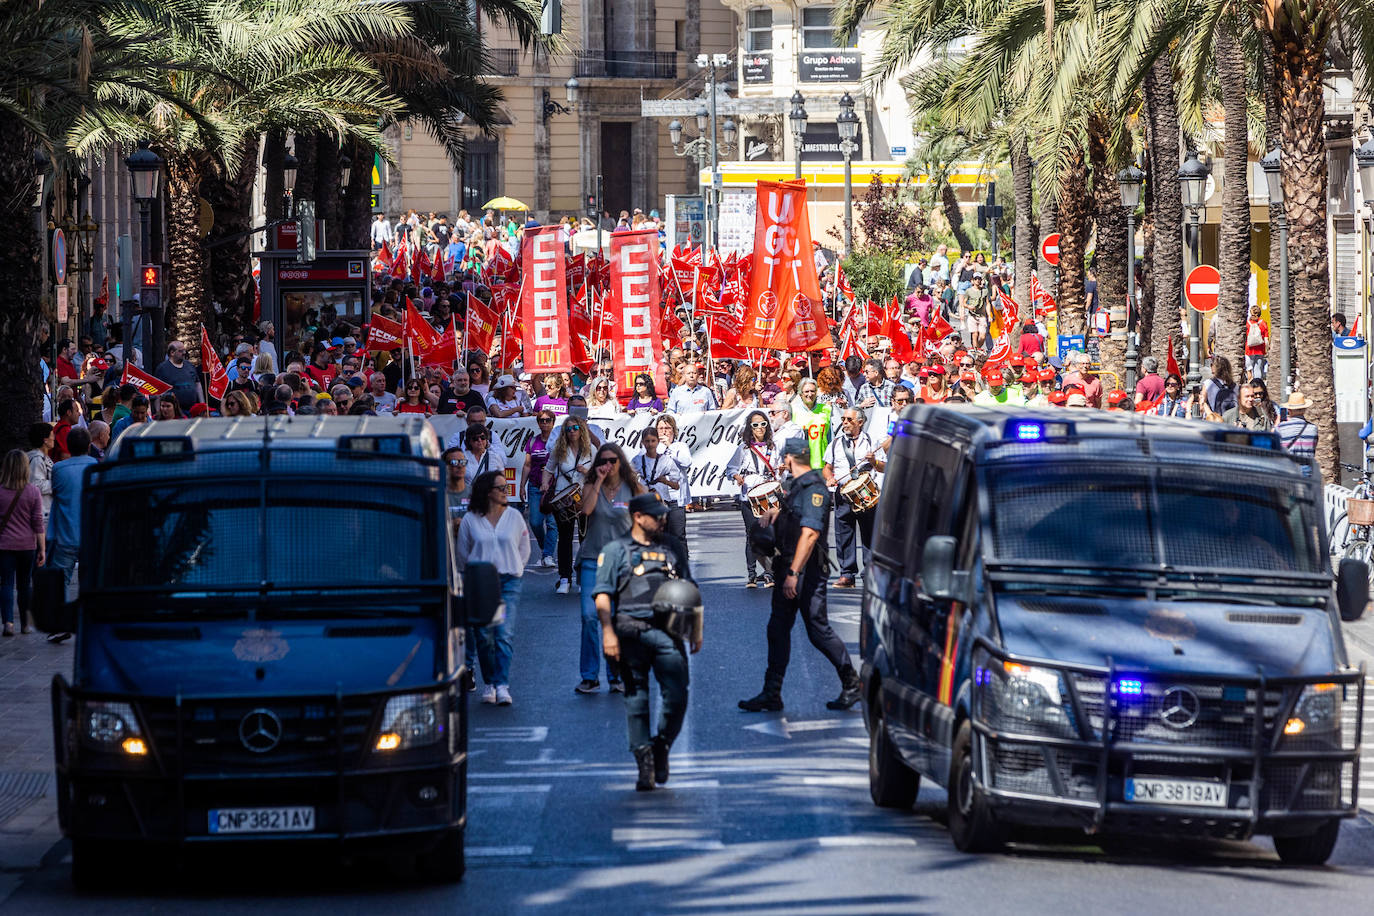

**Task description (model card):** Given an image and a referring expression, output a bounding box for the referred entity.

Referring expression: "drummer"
[726,409,781,588]
[822,407,880,589]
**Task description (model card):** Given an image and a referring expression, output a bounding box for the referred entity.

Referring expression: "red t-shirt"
[53,419,73,459]
[395,401,430,415]
[57,356,79,383]
[1245,320,1269,356]
[1018,333,1046,356]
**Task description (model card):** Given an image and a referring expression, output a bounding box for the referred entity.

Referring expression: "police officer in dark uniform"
[739,436,861,712]
[596,492,701,791]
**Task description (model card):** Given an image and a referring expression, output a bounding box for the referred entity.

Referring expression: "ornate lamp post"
[1117,164,1145,393]
[1178,149,1209,413]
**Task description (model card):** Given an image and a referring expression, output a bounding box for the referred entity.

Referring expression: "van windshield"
[986,464,1322,575]
[90,481,435,590]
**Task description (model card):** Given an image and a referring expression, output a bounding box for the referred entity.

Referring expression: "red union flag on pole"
[739,179,828,351]
[122,361,171,396]
[200,326,228,401]
[366,313,403,352]
[519,226,572,372]
[609,229,665,402]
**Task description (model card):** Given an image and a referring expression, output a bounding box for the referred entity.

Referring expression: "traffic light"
[296,200,317,263]
[140,264,162,310]
[585,193,598,217]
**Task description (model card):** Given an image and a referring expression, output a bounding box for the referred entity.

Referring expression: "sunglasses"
[537,417,554,423]
[566,425,582,432]
[595,457,616,467]
[750,422,769,428]
[447,459,463,467]
[469,433,489,441]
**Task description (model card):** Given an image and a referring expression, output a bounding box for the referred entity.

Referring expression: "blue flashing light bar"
[1115,678,1143,697]
[1014,422,1044,441]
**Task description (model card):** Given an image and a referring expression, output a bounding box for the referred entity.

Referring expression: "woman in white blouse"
[456,470,530,705]
[726,409,779,587]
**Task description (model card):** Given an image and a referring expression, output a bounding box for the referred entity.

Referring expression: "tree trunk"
[203,142,259,335]
[263,130,286,222]
[1088,114,1127,389]
[164,152,211,358]
[0,121,46,451]
[1057,146,1090,335]
[315,132,341,231]
[1139,136,1157,360]
[1038,189,1058,300]
[291,132,318,208]
[1215,19,1252,375]
[1271,11,1337,479]
[941,181,973,253]
[1145,53,1184,369]
[342,139,374,249]
[1261,31,1285,388]
[1011,134,1035,319]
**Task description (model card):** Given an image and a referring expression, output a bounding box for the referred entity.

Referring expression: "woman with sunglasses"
[1250,379,1278,427]
[548,417,595,593]
[534,373,570,416]
[625,373,662,414]
[520,410,560,568]
[456,470,529,706]
[395,378,434,415]
[727,410,778,587]
[587,378,619,419]
[574,443,645,694]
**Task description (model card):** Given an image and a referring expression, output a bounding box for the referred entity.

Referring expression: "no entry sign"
[1040,233,1060,267]
[1184,264,1220,313]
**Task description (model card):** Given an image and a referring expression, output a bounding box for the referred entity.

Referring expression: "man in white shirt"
[822,407,879,588]
[928,244,951,283]
[446,405,509,474]
[769,400,802,453]
[666,364,718,413]
[370,213,394,250]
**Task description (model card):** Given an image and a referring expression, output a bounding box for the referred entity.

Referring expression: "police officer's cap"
[781,436,809,459]
[629,492,670,517]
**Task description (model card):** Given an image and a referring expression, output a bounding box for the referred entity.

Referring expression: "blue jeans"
[0,549,35,627]
[579,558,619,683]
[472,574,519,686]
[50,543,78,600]
[525,481,557,559]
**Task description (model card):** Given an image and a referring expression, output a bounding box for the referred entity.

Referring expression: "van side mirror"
[1336,558,1368,622]
[463,562,504,627]
[31,568,75,633]
[921,535,971,604]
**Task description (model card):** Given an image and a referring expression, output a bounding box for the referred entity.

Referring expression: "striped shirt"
[1275,417,1317,458]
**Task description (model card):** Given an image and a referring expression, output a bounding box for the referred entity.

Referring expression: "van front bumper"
[970,640,1365,839]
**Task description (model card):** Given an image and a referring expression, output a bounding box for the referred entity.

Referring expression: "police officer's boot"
[632,745,656,791]
[738,674,784,712]
[651,735,671,785]
[826,664,862,710]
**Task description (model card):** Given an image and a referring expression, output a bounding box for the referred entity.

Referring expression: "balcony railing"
[574,50,677,80]
[482,49,521,77]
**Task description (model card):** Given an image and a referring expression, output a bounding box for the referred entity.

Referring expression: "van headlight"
[981,661,1074,737]
[374,694,443,751]
[1284,683,1340,737]
[82,701,147,755]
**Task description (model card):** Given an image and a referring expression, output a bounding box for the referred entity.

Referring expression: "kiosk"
[254,222,371,357]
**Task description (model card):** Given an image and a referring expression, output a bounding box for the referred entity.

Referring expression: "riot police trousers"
[765,558,851,683]
[833,500,875,579]
[620,624,690,751]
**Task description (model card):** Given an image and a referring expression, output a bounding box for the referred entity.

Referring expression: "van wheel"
[947,720,1004,853]
[1273,819,1341,866]
[70,839,121,892]
[869,706,919,809]
[416,827,466,883]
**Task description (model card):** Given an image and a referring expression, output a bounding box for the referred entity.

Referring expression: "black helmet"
[652,579,702,616]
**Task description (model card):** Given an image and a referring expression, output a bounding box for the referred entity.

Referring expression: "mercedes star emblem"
[238,708,283,753]
[1159,687,1201,730]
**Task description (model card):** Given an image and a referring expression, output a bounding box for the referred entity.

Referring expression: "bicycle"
[1330,464,1374,591]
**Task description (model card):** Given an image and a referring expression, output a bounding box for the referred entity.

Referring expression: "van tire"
[1272,819,1341,866]
[947,720,1004,853]
[417,827,466,882]
[869,706,919,809]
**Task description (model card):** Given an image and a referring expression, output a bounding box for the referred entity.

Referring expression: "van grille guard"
[52,675,465,843]
[968,637,1365,831]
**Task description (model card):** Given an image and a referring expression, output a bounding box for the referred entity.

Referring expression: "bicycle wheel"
[1330,513,1350,560]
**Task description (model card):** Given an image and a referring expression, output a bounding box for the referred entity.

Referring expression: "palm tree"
[1142,53,1183,365]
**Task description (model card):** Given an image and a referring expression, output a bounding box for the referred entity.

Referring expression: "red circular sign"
[1040,233,1061,267]
[1184,264,1221,313]
[757,291,778,318]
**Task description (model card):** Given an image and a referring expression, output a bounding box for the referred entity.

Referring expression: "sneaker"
[574,679,600,695]
[541,556,557,568]
[481,685,498,704]
[609,679,625,694]
[759,574,774,588]
[2,623,13,637]
[20,625,31,634]
[555,578,571,595]
[746,577,757,589]
[46,632,71,645]
[495,685,513,705]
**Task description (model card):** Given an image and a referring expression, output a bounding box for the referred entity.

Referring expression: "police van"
[860,404,1367,864]
[33,416,503,887]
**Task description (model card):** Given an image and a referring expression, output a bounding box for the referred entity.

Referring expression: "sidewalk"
[0,634,71,904]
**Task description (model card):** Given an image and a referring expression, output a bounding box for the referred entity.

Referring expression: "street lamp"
[565,76,579,104]
[339,152,352,191]
[1261,147,1292,400]
[124,139,163,266]
[789,91,807,180]
[722,119,736,149]
[668,119,683,146]
[1117,164,1145,393]
[1178,148,1210,413]
[837,93,860,257]
[32,148,48,210]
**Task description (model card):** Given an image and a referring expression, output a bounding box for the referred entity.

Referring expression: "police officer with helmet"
[596,492,702,791]
[739,436,861,713]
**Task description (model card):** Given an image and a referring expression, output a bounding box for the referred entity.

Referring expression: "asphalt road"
[7,510,1374,914]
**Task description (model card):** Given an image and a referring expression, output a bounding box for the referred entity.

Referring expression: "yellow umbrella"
[481,196,529,211]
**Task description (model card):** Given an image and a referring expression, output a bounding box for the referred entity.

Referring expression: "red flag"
[366,313,404,352]
[403,297,443,352]
[739,179,827,351]
[391,236,409,279]
[927,309,955,341]
[883,295,914,362]
[465,294,500,354]
[865,300,883,337]
[421,318,460,367]
[1166,337,1181,378]
[200,326,228,401]
[122,362,171,396]
[609,229,666,401]
[836,263,855,304]
[375,242,394,271]
[985,338,1012,367]
[96,274,109,307]
[519,226,573,373]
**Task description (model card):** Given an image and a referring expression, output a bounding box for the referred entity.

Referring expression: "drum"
[549,483,583,523]
[840,472,880,513]
[747,481,783,518]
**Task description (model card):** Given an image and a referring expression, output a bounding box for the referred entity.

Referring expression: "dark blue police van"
[860,404,1367,864]
[33,416,502,887]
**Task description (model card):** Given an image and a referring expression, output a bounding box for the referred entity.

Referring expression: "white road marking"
[816,835,917,848]
[744,717,866,739]
[469,784,552,794]
[472,726,549,743]
[466,845,535,857]
[803,775,869,788]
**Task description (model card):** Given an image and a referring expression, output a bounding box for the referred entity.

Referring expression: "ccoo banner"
[519,226,572,372]
[609,229,667,403]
